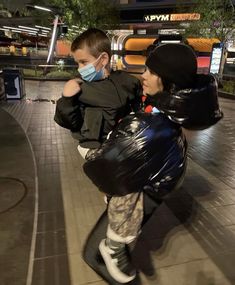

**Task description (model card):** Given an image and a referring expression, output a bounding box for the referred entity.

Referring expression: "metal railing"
[0,63,78,80]
[0,62,144,80]
[0,62,234,82]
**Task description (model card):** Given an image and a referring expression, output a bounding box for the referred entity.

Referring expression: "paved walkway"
[0,80,235,285]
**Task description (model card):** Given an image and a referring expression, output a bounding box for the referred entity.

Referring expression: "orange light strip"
[124,38,155,51]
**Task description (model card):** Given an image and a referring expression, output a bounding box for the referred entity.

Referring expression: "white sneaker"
[99,239,136,283]
[103,195,112,204]
[77,145,89,159]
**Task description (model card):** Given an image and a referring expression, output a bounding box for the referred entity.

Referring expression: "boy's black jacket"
[54,70,142,148]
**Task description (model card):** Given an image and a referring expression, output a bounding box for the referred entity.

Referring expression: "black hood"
[150,74,223,130]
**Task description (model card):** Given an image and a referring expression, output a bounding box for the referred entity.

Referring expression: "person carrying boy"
[83,43,223,283]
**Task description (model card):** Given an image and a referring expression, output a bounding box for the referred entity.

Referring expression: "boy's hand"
[63,79,82,97]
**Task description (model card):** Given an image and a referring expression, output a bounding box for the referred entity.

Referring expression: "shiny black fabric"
[83,113,187,197]
[153,74,223,130]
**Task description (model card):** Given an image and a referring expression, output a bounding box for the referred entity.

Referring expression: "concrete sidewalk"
[0,80,235,285]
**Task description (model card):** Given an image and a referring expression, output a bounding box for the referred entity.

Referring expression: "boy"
[54,28,142,158]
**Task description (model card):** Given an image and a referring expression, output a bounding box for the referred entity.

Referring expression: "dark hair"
[148,67,177,92]
[71,28,111,60]
[161,78,171,92]
[161,78,178,93]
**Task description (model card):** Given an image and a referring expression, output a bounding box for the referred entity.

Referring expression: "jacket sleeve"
[54,94,83,132]
[79,107,104,149]
[129,78,143,112]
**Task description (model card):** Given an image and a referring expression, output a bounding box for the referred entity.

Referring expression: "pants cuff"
[107,225,136,244]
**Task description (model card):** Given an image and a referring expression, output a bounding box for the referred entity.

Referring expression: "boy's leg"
[108,192,144,241]
[99,192,143,283]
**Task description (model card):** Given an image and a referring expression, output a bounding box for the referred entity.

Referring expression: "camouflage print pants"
[108,192,144,239]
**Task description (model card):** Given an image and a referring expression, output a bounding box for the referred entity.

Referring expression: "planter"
[218,90,235,100]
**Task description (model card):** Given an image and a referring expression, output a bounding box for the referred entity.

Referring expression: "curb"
[218,91,235,100]
[24,77,71,82]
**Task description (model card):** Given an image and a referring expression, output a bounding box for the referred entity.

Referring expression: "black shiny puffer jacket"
[83,73,223,198]
[84,112,187,198]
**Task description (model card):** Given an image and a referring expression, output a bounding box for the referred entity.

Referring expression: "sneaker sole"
[99,239,136,283]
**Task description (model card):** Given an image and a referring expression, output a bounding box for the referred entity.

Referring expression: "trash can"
[0,70,5,100]
[3,69,25,99]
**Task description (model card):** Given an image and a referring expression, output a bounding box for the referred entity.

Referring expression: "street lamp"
[26,4,62,64]
[26,5,61,15]
[47,15,60,64]
[33,5,53,13]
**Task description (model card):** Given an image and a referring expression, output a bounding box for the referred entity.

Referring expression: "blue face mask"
[78,56,104,82]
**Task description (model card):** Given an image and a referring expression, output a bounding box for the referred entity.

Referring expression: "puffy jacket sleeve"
[54,94,83,132]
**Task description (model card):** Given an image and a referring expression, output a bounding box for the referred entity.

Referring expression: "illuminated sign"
[144,13,200,22]
[209,43,226,75]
